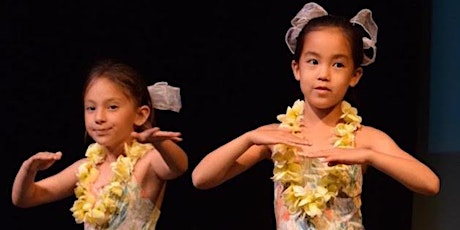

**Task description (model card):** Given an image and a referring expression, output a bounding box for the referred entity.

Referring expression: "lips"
[92,128,111,135]
[314,86,330,91]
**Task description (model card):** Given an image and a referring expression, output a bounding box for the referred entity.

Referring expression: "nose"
[95,108,106,124]
[317,65,330,81]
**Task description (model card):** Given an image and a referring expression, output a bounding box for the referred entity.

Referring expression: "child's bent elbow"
[191,172,216,190]
[428,178,441,196]
[419,177,441,196]
[11,197,32,208]
[192,180,213,190]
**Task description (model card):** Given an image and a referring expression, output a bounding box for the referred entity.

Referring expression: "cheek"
[299,76,313,87]
[298,80,311,96]
[118,113,138,128]
[84,118,92,131]
[84,115,90,126]
[84,112,95,122]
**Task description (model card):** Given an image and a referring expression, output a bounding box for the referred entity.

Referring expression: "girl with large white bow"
[192,2,439,229]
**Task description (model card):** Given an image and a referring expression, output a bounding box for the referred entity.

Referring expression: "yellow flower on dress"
[271,100,362,219]
[70,140,153,228]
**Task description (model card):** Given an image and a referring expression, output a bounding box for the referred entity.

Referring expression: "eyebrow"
[84,97,125,104]
[303,51,349,60]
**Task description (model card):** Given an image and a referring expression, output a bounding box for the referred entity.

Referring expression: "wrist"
[21,159,37,175]
[242,131,257,147]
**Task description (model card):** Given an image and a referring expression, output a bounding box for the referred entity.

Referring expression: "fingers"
[284,137,311,147]
[170,136,183,142]
[132,128,182,143]
[27,151,62,171]
[33,151,63,160]
[155,131,182,137]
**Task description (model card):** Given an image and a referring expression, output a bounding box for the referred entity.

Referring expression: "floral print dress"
[274,157,363,230]
[84,181,161,230]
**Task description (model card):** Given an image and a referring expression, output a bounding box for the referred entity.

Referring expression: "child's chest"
[299,129,337,153]
[91,162,115,194]
[90,158,151,195]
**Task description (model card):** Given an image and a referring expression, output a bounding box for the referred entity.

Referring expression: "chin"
[91,136,111,146]
[309,99,337,110]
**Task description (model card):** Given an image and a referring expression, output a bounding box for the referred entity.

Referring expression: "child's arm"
[151,139,188,179]
[132,127,188,179]
[306,126,440,196]
[12,152,82,208]
[358,127,440,195]
[192,124,310,189]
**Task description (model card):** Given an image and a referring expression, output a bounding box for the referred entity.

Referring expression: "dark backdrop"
[3,1,430,229]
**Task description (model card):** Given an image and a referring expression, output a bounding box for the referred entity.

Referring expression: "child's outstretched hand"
[131,127,183,143]
[302,148,369,166]
[249,124,311,147]
[25,151,63,172]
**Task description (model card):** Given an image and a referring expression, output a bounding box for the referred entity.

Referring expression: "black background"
[3,0,431,229]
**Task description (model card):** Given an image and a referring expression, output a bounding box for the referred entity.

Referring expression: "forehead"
[303,27,352,55]
[84,77,129,101]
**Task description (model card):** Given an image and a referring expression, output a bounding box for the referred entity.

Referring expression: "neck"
[302,101,343,127]
[99,143,126,162]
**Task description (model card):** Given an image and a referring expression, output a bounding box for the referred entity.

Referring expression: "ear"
[291,60,301,81]
[134,105,151,126]
[349,67,363,87]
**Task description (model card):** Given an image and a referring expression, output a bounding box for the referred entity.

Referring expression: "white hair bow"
[285,2,378,66]
[148,82,182,113]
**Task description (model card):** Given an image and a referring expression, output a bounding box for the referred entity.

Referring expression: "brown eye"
[307,59,319,65]
[334,62,345,68]
[108,105,119,110]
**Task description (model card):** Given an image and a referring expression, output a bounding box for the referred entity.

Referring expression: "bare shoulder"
[356,125,421,161]
[357,125,392,137]
[136,148,157,168]
[68,158,89,172]
[136,148,164,177]
[355,125,396,148]
[64,158,89,177]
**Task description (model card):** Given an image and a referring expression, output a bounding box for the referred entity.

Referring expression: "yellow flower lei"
[70,140,153,228]
[271,100,362,218]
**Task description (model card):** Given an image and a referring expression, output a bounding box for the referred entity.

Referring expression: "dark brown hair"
[292,15,364,69]
[83,59,154,132]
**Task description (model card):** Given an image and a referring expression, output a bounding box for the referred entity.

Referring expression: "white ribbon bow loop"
[148,82,182,113]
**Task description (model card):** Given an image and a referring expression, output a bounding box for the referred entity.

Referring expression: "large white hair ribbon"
[285,2,378,66]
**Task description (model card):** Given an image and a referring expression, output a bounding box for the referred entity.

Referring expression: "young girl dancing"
[12,59,188,229]
[192,2,439,229]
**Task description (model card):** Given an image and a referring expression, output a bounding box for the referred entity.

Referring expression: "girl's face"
[292,27,362,110]
[84,77,147,148]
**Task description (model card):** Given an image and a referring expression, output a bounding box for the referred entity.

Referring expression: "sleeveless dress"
[84,181,161,230]
[273,157,364,230]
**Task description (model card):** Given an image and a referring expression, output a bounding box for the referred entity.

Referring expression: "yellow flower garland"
[70,140,153,228]
[272,100,362,218]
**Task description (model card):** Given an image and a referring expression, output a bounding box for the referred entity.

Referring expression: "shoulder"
[356,125,387,137]
[355,125,397,148]
[137,148,157,165]
[132,148,161,182]
[69,158,89,171]
[136,148,162,174]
